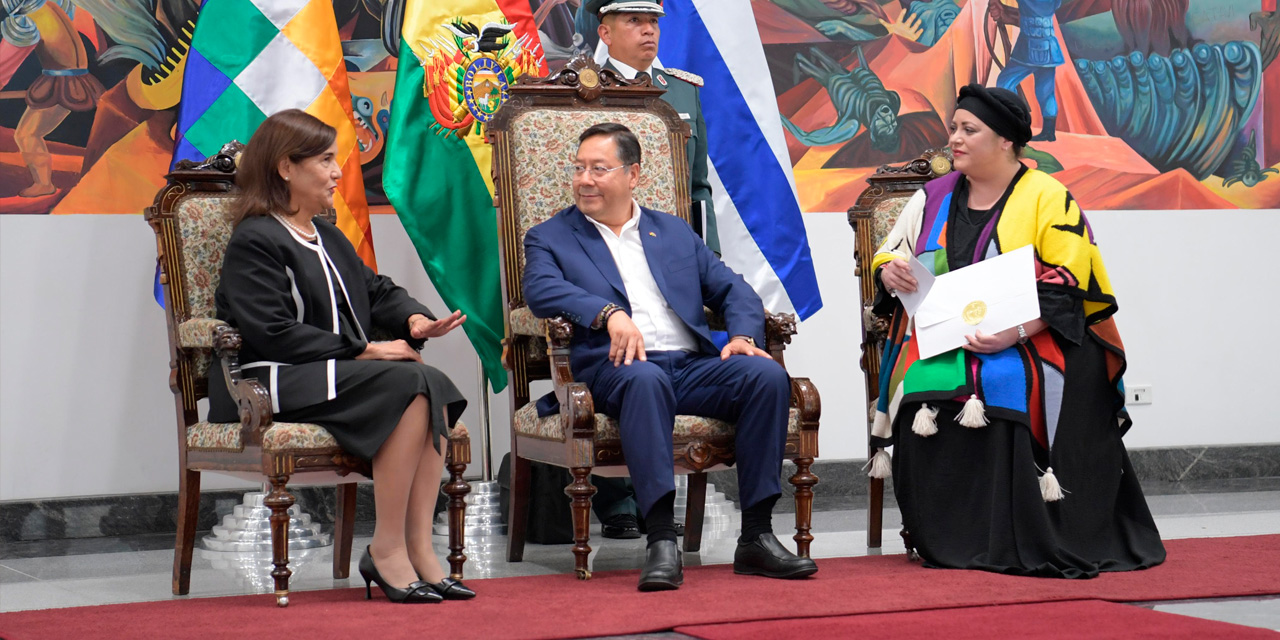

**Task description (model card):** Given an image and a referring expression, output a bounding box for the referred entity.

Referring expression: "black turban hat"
[955,84,1033,147]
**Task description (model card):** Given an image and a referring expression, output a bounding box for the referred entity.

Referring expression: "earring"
[284,176,290,182]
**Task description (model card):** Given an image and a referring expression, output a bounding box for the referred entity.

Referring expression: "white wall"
[0,209,1276,501]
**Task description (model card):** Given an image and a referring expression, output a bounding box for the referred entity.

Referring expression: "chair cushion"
[509,108,679,272]
[513,402,800,442]
[509,306,546,337]
[178,318,229,349]
[188,421,469,452]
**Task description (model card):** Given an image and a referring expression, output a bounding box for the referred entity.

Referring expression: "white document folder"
[905,245,1041,360]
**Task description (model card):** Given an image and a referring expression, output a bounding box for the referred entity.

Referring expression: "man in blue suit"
[523,123,818,591]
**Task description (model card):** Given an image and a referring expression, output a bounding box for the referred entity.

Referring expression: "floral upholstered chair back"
[170,193,238,378]
[847,148,952,404]
[505,108,683,276]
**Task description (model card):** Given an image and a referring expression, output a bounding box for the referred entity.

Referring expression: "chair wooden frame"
[846,148,953,551]
[487,55,821,579]
[145,145,472,605]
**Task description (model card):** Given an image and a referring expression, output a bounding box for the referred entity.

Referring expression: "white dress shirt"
[607,57,653,80]
[585,201,700,352]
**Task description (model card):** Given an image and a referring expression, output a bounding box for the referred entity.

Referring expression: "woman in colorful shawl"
[868,84,1166,578]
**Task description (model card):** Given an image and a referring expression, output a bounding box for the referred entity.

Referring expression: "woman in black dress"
[868,86,1165,578]
[208,110,474,603]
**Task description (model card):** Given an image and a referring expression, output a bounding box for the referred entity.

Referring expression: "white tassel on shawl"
[911,404,939,437]
[1039,467,1065,502]
[864,448,892,479]
[956,394,989,428]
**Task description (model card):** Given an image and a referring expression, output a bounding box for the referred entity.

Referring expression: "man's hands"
[880,258,918,294]
[719,337,772,361]
[607,311,646,366]
[356,340,422,362]
[408,311,466,340]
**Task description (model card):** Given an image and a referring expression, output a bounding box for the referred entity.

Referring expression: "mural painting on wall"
[0,0,403,215]
[1,0,1277,214]
[478,0,1280,211]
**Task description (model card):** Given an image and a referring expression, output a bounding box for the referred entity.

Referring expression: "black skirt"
[890,335,1166,579]
[210,359,466,461]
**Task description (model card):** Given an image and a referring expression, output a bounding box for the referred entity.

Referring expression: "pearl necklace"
[272,213,317,241]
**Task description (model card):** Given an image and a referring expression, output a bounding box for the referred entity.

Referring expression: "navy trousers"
[581,350,791,517]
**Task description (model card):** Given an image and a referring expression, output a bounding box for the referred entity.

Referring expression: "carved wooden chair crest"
[487,55,822,579]
[846,148,953,551]
[144,146,472,605]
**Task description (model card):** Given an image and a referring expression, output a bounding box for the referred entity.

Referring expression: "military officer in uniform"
[579,0,719,540]
[588,0,718,253]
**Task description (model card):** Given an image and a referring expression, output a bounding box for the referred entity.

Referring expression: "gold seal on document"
[962,300,987,325]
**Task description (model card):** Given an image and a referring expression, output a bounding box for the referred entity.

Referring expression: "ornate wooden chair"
[487,55,822,579]
[145,145,473,606]
[846,148,953,552]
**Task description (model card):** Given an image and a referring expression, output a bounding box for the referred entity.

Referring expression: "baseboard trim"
[2,444,1276,544]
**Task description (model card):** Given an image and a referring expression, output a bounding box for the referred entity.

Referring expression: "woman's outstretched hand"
[357,340,422,362]
[408,311,466,339]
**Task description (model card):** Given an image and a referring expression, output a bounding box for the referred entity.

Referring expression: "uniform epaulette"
[662,67,704,87]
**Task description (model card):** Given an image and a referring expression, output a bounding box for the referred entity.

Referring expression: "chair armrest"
[178,318,230,349]
[213,325,272,447]
[543,316,598,449]
[509,306,547,337]
[765,312,798,362]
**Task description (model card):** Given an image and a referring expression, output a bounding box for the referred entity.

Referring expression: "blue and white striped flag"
[657,0,822,319]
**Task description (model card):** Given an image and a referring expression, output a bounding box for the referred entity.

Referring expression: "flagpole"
[477,360,494,481]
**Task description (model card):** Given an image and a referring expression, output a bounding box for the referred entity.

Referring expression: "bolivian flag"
[383,2,546,393]
[172,0,375,268]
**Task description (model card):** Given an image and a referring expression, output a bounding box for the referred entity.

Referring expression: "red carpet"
[1,535,1277,640]
[677,600,1280,639]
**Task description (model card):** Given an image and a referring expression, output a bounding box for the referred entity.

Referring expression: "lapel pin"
[649,231,657,237]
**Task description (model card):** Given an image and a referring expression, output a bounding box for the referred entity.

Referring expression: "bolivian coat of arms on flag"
[416,19,542,136]
[383,1,546,393]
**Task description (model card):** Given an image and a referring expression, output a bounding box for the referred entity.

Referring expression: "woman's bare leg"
[369,395,430,588]
[407,432,448,583]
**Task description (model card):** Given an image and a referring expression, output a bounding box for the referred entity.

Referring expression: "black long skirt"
[890,336,1166,579]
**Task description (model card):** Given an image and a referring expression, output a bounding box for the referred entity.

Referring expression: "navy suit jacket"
[523,204,766,386]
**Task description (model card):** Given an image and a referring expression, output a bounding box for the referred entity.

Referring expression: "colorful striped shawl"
[869,168,1128,453]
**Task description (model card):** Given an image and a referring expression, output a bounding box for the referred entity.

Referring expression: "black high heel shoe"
[359,547,442,604]
[421,576,477,600]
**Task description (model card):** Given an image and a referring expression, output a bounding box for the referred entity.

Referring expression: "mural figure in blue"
[991,0,1062,141]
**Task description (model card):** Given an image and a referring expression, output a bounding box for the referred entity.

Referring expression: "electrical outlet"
[1127,385,1152,405]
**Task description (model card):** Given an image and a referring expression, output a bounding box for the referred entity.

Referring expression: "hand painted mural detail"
[1,0,1277,213]
[751,0,1280,209]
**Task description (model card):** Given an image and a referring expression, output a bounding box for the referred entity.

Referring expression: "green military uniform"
[601,61,719,253]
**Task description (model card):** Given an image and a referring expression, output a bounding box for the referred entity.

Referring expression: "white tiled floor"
[1,490,1278,633]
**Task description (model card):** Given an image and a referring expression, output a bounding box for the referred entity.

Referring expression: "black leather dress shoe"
[733,534,818,579]
[637,540,683,591]
[424,577,476,600]
[602,514,642,539]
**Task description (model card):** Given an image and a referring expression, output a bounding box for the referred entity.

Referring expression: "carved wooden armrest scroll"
[765,312,798,362]
[543,316,597,446]
[213,324,272,446]
[863,303,890,339]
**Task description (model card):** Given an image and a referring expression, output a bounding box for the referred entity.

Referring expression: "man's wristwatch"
[1016,324,1029,345]
[732,335,756,347]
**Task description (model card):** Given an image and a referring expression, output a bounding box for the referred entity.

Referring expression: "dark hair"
[578,122,642,166]
[233,109,337,225]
